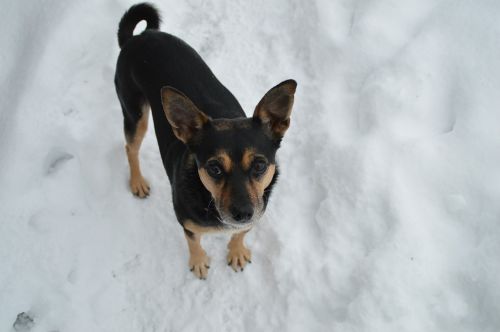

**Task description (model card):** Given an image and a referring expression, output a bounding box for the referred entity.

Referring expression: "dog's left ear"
[253,79,297,138]
[161,86,209,144]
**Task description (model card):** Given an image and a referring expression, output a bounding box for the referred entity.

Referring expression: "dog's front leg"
[184,230,210,279]
[227,230,252,272]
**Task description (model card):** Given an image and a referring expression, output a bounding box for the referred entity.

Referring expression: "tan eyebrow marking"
[207,150,233,173]
[241,148,256,171]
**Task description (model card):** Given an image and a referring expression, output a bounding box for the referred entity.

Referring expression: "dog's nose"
[230,205,254,222]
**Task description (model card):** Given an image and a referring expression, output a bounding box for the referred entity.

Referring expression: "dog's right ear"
[161,86,209,144]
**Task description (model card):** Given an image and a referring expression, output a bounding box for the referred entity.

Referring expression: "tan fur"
[198,168,222,201]
[198,168,232,216]
[198,150,233,213]
[199,151,276,216]
[184,231,210,279]
[227,230,252,271]
[246,164,276,205]
[220,182,232,214]
[241,148,256,171]
[126,104,150,198]
[214,150,232,173]
[183,219,222,234]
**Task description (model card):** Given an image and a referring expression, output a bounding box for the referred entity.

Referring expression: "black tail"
[117,3,161,48]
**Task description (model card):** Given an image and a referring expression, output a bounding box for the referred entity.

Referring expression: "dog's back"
[115,4,244,121]
[115,3,247,181]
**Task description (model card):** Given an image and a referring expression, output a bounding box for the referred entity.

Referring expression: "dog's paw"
[130,175,150,198]
[189,251,211,279]
[227,245,251,272]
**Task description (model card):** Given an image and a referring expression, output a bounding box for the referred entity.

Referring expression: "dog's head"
[161,80,296,229]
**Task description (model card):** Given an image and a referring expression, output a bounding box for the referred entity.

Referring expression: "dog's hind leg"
[121,96,151,198]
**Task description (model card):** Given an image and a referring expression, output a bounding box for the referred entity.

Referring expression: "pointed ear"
[253,79,297,138]
[161,86,209,144]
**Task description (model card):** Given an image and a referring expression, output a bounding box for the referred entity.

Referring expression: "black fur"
[114,3,291,231]
[117,3,161,48]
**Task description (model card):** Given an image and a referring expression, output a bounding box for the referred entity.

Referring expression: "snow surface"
[1,0,500,331]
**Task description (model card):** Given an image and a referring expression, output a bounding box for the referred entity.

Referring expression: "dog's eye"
[251,160,268,176]
[206,162,223,178]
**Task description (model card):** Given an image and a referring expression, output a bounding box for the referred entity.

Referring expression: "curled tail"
[117,3,161,48]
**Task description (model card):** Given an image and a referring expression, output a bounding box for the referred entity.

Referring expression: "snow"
[1,0,500,331]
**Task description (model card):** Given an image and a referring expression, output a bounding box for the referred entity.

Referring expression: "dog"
[114,3,297,279]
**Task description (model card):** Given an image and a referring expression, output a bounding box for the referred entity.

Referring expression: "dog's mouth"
[217,213,256,230]
[220,219,254,230]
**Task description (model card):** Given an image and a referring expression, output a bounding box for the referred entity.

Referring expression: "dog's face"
[161,80,296,228]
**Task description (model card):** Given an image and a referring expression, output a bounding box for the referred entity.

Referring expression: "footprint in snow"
[13,312,34,331]
[45,150,74,175]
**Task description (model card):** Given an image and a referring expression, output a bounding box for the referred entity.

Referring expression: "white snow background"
[1,0,500,331]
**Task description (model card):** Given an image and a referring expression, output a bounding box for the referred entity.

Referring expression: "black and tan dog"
[115,3,296,279]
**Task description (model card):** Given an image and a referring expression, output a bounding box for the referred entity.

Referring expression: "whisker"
[206,197,215,210]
